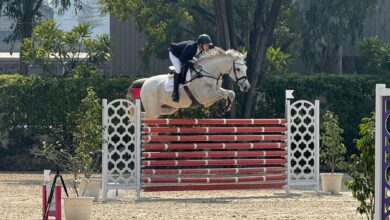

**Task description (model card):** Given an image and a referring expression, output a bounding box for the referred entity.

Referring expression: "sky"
[49,0,109,37]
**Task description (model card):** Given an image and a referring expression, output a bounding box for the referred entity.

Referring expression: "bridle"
[229,61,247,87]
[187,60,247,87]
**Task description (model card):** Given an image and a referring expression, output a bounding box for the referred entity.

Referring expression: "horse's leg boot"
[172,73,180,102]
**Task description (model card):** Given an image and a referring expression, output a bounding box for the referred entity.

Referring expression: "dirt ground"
[0,172,363,220]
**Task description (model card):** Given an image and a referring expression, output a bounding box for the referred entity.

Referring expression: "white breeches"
[169,51,181,73]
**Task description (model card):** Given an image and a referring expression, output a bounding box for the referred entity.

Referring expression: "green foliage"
[358,36,390,74]
[73,87,102,179]
[99,0,200,60]
[170,107,211,119]
[252,73,386,159]
[297,0,377,69]
[266,47,292,75]
[0,74,135,170]
[38,87,102,194]
[345,113,375,220]
[272,2,301,54]
[21,20,111,77]
[320,111,346,173]
[99,0,299,61]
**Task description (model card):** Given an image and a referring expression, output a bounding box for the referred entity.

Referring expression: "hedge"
[0,73,387,170]
[0,74,135,170]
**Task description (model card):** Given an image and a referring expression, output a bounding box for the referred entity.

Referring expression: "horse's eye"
[236,68,241,72]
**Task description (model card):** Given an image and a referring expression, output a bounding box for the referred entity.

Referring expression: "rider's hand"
[194,64,202,69]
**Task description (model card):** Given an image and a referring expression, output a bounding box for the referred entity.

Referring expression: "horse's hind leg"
[142,103,161,119]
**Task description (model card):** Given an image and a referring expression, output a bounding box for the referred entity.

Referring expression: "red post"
[55,185,62,220]
[42,184,62,220]
[42,185,47,219]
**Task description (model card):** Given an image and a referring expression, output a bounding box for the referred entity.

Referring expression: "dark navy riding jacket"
[170,40,198,68]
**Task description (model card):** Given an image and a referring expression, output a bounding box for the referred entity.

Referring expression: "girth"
[183,85,204,108]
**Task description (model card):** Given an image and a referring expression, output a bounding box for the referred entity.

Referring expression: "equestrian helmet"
[197,34,212,44]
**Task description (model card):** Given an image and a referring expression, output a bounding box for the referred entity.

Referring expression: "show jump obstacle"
[102,90,320,200]
[375,84,390,220]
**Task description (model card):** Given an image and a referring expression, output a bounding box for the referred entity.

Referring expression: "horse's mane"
[196,47,243,62]
[225,49,244,60]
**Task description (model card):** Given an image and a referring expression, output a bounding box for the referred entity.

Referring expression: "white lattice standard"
[102,99,141,200]
[286,98,320,192]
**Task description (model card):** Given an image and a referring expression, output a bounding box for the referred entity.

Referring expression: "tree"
[297,0,377,73]
[320,111,346,173]
[99,0,204,61]
[345,113,375,219]
[21,20,111,77]
[241,0,284,117]
[213,0,237,117]
[0,0,82,74]
[213,0,236,49]
[37,87,102,195]
[357,36,390,74]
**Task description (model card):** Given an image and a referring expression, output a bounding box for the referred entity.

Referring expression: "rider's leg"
[172,71,180,102]
[169,51,182,102]
[169,51,181,73]
[172,66,186,102]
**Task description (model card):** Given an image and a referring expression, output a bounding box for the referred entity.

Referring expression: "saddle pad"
[164,69,192,92]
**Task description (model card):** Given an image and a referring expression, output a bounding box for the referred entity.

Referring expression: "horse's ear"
[243,52,247,59]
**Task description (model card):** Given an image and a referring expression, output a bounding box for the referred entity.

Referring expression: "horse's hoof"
[223,98,232,113]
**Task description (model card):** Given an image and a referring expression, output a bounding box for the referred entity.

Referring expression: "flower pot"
[78,178,101,202]
[63,197,94,220]
[320,173,343,194]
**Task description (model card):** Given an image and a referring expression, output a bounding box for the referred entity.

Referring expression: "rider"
[169,34,213,102]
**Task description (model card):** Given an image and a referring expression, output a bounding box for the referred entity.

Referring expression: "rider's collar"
[195,47,201,57]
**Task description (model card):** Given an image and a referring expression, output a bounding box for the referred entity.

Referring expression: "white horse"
[127,47,251,119]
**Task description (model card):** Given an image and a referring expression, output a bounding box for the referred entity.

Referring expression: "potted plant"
[320,111,347,194]
[72,87,103,202]
[40,139,95,220]
[36,87,102,220]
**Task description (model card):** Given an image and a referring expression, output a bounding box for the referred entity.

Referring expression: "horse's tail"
[127,78,146,102]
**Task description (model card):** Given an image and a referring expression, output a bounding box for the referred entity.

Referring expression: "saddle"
[165,66,191,92]
[169,66,188,84]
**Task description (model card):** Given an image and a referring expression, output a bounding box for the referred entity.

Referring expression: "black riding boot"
[172,73,180,102]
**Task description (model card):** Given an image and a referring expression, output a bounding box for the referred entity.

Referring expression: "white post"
[285,90,294,194]
[314,100,320,193]
[375,84,385,220]
[102,99,108,201]
[135,98,142,200]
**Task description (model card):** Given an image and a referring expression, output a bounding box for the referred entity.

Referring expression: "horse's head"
[226,50,251,92]
[196,48,251,92]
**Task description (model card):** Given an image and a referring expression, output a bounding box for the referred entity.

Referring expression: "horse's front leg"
[202,88,235,108]
[223,90,235,112]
